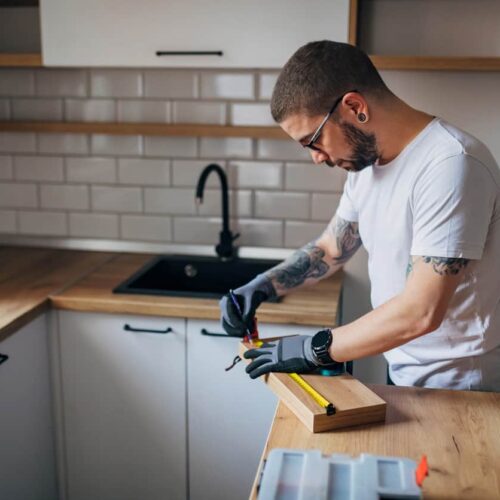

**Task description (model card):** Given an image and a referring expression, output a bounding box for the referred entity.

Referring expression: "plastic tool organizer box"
[258,449,422,500]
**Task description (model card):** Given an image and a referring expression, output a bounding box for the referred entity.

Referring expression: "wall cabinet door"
[40,0,350,68]
[0,313,58,500]
[187,319,317,500]
[56,311,187,500]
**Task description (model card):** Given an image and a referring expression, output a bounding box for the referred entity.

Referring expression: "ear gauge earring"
[358,112,367,123]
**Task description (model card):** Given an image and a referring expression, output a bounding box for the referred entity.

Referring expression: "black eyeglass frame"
[304,89,358,151]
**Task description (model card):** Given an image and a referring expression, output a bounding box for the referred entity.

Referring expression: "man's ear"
[342,93,368,121]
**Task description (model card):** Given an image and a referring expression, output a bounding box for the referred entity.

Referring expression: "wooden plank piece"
[239,339,386,432]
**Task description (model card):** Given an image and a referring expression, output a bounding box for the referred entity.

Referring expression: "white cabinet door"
[56,311,186,500]
[0,314,58,500]
[187,319,318,500]
[40,0,350,67]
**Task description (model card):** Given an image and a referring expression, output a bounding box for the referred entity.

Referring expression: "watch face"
[312,329,330,349]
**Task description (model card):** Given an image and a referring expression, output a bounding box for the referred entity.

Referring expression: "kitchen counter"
[0,247,343,342]
[252,384,500,499]
[50,252,343,326]
[0,246,114,342]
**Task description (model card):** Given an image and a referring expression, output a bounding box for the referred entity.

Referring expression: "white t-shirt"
[336,118,500,391]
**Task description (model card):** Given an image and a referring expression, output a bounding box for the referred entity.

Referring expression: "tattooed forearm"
[422,256,469,275]
[332,216,362,264]
[266,242,329,290]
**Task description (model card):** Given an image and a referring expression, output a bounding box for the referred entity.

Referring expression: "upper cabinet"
[39,0,350,68]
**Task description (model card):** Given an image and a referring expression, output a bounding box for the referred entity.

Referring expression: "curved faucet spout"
[195,163,239,259]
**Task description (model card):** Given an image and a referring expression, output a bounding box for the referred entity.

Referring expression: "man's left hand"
[243,335,318,379]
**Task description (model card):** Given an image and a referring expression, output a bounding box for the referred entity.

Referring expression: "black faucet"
[195,163,239,259]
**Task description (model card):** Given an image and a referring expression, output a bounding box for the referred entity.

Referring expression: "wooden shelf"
[0,121,288,140]
[369,55,500,72]
[0,52,42,67]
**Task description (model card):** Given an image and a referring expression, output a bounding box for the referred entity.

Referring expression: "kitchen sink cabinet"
[39,0,350,68]
[0,313,58,500]
[55,311,187,500]
[186,319,318,500]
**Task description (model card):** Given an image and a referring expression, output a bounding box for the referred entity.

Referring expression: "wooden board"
[240,340,386,432]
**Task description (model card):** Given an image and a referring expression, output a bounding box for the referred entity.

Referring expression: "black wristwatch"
[311,328,335,366]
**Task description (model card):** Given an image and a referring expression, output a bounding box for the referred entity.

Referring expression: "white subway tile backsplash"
[200,73,254,100]
[284,221,326,248]
[173,217,222,244]
[91,134,142,156]
[121,215,171,242]
[0,133,36,153]
[255,191,309,220]
[0,99,9,120]
[231,103,274,126]
[35,70,87,97]
[0,69,34,96]
[258,73,279,100]
[40,184,89,210]
[172,159,226,187]
[0,210,16,233]
[19,210,67,236]
[145,187,196,215]
[0,183,37,208]
[14,156,64,182]
[69,212,119,238]
[173,101,226,125]
[197,189,252,218]
[311,193,342,221]
[236,219,283,247]
[65,99,116,122]
[65,157,117,184]
[11,98,63,121]
[91,186,142,213]
[228,161,282,189]
[144,136,197,158]
[144,70,198,99]
[285,221,327,248]
[117,100,170,123]
[0,156,13,179]
[91,70,142,98]
[199,138,252,158]
[118,158,170,186]
[38,133,88,155]
[257,139,309,161]
[285,163,345,192]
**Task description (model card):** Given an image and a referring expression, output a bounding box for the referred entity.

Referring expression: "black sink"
[113,254,281,299]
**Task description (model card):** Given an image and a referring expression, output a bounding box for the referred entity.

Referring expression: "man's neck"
[375,99,434,165]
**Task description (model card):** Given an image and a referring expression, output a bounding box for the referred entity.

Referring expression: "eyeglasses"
[303,89,358,152]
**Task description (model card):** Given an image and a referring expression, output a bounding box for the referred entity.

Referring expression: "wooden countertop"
[0,248,343,342]
[252,384,500,499]
[50,252,343,326]
[0,246,114,342]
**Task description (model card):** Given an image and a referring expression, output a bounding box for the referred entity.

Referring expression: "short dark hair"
[270,40,390,123]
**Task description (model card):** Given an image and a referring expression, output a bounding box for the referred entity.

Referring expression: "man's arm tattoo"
[266,242,329,290]
[332,216,362,264]
[422,256,469,275]
[407,255,469,277]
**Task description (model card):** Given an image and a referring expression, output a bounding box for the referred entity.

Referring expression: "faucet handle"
[232,232,240,242]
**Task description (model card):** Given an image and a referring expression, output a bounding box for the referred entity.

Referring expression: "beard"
[326,121,379,172]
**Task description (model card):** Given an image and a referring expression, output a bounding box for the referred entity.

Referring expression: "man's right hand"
[219,274,276,337]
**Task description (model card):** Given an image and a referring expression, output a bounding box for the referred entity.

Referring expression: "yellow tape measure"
[254,340,335,416]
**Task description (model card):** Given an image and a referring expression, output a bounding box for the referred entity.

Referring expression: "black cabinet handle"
[156,50,223,56]
[200,328,231,338]
[0,353,8,365]
[124,324,173,334]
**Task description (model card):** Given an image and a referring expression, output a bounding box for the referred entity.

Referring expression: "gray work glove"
[243,335,317,379]
[219,274,276,337]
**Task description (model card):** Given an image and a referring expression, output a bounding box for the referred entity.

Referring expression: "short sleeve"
[410,154,496,259]
[336,173,359,222]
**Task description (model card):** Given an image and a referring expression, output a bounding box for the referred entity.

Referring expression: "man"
[220,41,500,391]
